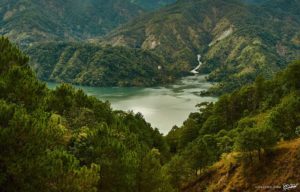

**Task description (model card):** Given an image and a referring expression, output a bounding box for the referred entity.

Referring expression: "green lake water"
[47,75,217,134]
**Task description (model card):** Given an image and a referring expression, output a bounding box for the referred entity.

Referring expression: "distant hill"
[242,0,266,4]
[0,0,143,45]
[102,0,300,92]
[130,0,176,10]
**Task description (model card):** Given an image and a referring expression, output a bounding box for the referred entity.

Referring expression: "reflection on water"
[47,75,217,134]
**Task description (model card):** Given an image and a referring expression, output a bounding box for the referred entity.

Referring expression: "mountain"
[25,41,172,86]
[131,0,177,10]
[242,0,266,4]
[102,0,300,93]
[2,0,299,90]
[0,0,143,45]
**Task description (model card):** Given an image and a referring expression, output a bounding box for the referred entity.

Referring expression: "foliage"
[0,37,173,191]
[1,36,300,191]
[26,42,171,87]
[234,126,278,160]
[0,0,143,45]
[104,0,300,93]
[130,0,176,10]
[165,60,300,189]
[138,149,174,192]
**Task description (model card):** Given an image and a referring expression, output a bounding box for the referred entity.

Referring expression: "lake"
[47,75,217,134]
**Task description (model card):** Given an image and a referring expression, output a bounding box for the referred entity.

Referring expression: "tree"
[184,135,219,175]
[179,118,199,148]
[200,115,226,135]
[47,84,76,115]
[253,75,265,110]
[165,155,191,189]
[234,126,278,161]
[41,150,100,192]
[165,126,180,154]
[282,61,300,90]
[267,93,300,139]
[217,135,234,154]
[138,149,174,192]
[0,100,99,192]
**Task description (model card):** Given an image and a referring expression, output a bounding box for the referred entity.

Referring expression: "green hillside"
[0,0,143,45]
[242,0,266,4]
[102,0,300,93]
[183,138,300,192]
[165,60,300,190]
[131,0,176,10]
[26,42,172,86]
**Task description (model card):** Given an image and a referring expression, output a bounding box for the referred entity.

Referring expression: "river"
[47,75,217,134]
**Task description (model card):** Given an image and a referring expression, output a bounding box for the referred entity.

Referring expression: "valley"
[0,0,300,191]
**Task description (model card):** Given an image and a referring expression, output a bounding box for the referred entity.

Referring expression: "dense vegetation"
[103,0,300,93]
[0,0,143,45]
[130,0,176,10]
[0,37,174,191]
[183,138,300,191]
[0,0,179,46]
[1,37,300,191]
[26,42,172,86]
[165,60,300,189]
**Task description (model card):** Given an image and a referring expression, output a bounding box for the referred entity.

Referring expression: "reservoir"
[47,75,217,134]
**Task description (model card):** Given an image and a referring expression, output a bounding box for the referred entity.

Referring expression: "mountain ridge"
[0,0,144,45]
[25,41,172,86]
[1,0,299,92]
[131,0,177,10]
[100,0,300,92]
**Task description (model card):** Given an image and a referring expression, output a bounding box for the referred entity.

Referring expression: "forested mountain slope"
[130,0,176,10]
[183,138,300,192]
[164,60,300,190]
[0,0,143,45]
[2,0,299,90]
[242,0,266,4]
[25,42,172,86]
[102,0,300,92]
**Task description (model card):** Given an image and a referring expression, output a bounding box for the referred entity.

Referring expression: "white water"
[191,54,202,74]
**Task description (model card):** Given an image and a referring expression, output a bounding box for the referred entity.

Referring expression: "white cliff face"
[142,34,161,49]
[191,54,202,74]
[209,27,233,47]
